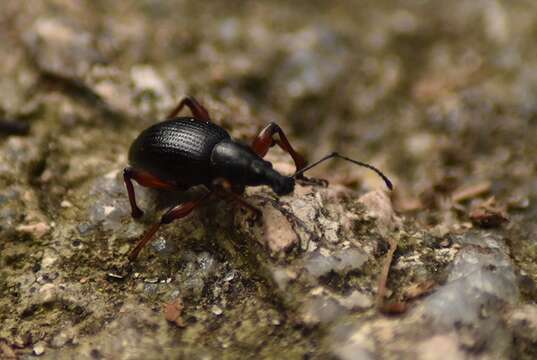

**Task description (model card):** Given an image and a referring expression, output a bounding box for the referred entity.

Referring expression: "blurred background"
[1,0,537,358]
[2,1,536,213]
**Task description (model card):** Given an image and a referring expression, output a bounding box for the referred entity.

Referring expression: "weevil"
[124,96,392,260]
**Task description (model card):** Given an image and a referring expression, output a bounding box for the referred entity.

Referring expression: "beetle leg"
[211,178,261,219]
[166,96,211,121]
[251,122,307,175]
[123,167,144,218]
[225,192,262,219]
[128,191,212,260]
[123,167,178,218]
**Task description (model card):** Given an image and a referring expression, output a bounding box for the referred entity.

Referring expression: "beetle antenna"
[293,152,393,190]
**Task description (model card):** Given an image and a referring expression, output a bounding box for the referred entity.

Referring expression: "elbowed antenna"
[293,152,393,191]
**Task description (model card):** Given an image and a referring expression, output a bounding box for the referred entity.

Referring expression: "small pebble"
[39,283,57,302]
[33,342,46,356]
[60,200,73,208]
[16,222,51,238]
[118,244,130,255]
[103,205,115,216]
[224,271,236,282]
[107,273,124,280]
[211,305,223,316]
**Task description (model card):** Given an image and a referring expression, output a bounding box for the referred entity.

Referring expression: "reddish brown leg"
[212,178,261,219]
[128,191,212,261]
[251,122,307,175]
[123,167,178,218]
[230,193,261,219]
[166,96,211,121]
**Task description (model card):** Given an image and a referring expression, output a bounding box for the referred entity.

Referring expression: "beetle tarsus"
[296,176,329,188]
[131,208,144,219]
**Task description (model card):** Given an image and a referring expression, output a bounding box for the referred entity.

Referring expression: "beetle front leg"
[123,167,144,218]
[251,122,307,175]
[166,96,211,121]
[123,167,179,219]
[128,191,212,260]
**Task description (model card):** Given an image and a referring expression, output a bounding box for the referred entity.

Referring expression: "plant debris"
[469,197,509,228]
[452,181,492,203]
[164,298,186,328]
[376,236,403,314]
[403,280,436,301]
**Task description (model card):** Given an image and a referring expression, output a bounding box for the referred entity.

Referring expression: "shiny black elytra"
[124,96,393,260]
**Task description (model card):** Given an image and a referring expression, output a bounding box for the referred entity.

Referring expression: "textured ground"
[1,1,537,359]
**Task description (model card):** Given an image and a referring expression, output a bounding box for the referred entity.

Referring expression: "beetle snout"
[272,176,294,196]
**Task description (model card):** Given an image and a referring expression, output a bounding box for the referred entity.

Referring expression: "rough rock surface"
[1,1,537,359]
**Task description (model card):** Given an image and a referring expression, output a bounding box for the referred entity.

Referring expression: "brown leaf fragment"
[164,298,186,327]
[452,181,491,203]
[379,301,408,315]
[469,197,509,228]
[403,280,436,301]
[396,197,423,212]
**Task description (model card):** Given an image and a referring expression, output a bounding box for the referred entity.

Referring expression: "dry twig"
[376,236,406,314]
[451,181,491,203]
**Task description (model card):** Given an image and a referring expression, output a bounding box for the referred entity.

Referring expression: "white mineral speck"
[211,305,223,315]
[61,200,73,208]
[33,342,46,356]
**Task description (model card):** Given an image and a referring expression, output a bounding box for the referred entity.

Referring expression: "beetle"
[124,96,392,260]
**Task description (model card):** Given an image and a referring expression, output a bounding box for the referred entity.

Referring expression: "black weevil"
[124,96,392,260]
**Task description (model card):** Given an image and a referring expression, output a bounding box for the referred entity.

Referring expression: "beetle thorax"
[210,139,294,195]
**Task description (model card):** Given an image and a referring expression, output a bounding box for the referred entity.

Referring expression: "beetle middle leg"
[251,122,307,176]
[128,191,212,260]
[166,96,211,121]
[212,178,262,219]
[123,167,178,218]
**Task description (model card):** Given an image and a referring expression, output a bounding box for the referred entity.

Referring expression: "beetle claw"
[296,176,329,188]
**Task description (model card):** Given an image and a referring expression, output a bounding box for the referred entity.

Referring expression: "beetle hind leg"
[166,96,211,121]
